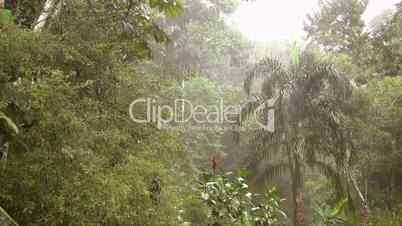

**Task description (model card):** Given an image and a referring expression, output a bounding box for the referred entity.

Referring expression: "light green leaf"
[0,9,15,25]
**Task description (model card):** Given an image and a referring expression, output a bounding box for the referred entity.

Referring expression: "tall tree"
[369,3,402,76]
[151,0,252,84]
[240,49,355,226]
[0,1,192,225]
[304,0,369,57]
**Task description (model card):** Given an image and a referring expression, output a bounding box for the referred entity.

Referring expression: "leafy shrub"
[312,198,348,226]
[198,172,286,226]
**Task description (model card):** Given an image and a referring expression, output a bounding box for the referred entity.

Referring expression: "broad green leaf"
[329,198,347,218]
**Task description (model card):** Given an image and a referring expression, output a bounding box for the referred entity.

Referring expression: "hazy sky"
[229,0,400,41]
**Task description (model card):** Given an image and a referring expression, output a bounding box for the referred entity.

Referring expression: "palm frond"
[244,57,289,96]
[310,62,352,100]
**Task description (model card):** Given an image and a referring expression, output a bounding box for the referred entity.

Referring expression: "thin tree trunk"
[386,169,394,210]
[349,171,370,222]
[33,0,60,32]
[0,206,19,226]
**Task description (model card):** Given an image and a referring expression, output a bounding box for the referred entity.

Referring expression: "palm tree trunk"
[288,143,305,226]
[293,156,305,226]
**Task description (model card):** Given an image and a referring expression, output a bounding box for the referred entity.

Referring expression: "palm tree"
[239,49,355,226]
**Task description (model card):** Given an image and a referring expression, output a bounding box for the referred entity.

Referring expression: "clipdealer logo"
[129,98,275,132]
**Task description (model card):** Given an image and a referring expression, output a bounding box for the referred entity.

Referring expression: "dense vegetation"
[0,0,401,225]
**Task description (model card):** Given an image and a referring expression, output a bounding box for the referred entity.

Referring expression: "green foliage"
[183,76,221,106]
[304,0,368,55]
[1,0,402,225]
[198,172,286,226]
[0,9,15,26]
[152,0,251,84]
[0,1,193,225]
[149,0,184,16]
[366,206,402,226]
[369,4,402,76]
[312,199,348,226]
[2,0,44,28]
